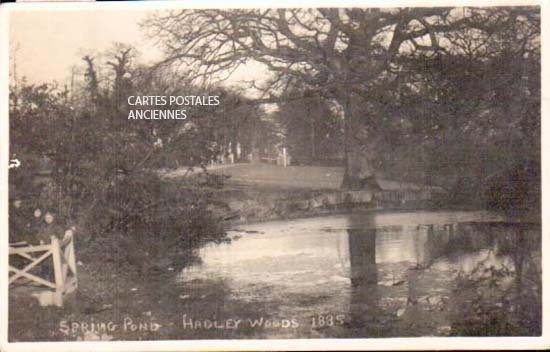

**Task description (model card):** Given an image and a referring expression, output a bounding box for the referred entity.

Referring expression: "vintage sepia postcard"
[0,0,548,350]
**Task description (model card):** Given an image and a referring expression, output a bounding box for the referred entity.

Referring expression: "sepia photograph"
[1,0,546,350]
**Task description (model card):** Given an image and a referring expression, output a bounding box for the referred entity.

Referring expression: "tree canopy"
[144,6,540,191]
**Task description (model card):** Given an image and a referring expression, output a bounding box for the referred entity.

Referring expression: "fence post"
[51,236,64,307]
[67,234,78,292]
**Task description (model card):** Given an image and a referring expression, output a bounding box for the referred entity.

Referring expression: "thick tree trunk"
[310,112,316,161]
[342,150,380,190]
[340,93,380,191]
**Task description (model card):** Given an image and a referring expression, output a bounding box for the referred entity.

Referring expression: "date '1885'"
[311,314,346,328]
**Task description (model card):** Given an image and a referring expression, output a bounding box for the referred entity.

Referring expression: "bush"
[484,160,541,215]
[8,49,231,271]
[85,172,225,244]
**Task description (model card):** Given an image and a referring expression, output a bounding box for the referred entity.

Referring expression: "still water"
[177,211,541,338]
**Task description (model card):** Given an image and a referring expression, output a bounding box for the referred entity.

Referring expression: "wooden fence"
[9,232,78,307]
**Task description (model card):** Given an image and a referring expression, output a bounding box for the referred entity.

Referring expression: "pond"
[176,210,541,338]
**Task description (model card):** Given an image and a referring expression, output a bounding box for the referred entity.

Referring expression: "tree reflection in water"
[344,217,541,337]
[348,229,378,286]
[347,228,382,334]
[174,212,541,338]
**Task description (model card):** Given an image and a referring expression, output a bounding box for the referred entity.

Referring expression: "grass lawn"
[165,163,439,191]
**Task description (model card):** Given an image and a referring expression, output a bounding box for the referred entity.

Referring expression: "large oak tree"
[144,6,539,190]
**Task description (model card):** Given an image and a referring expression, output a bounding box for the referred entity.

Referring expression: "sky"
[9,8,268,90]
[10,9,158,84]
